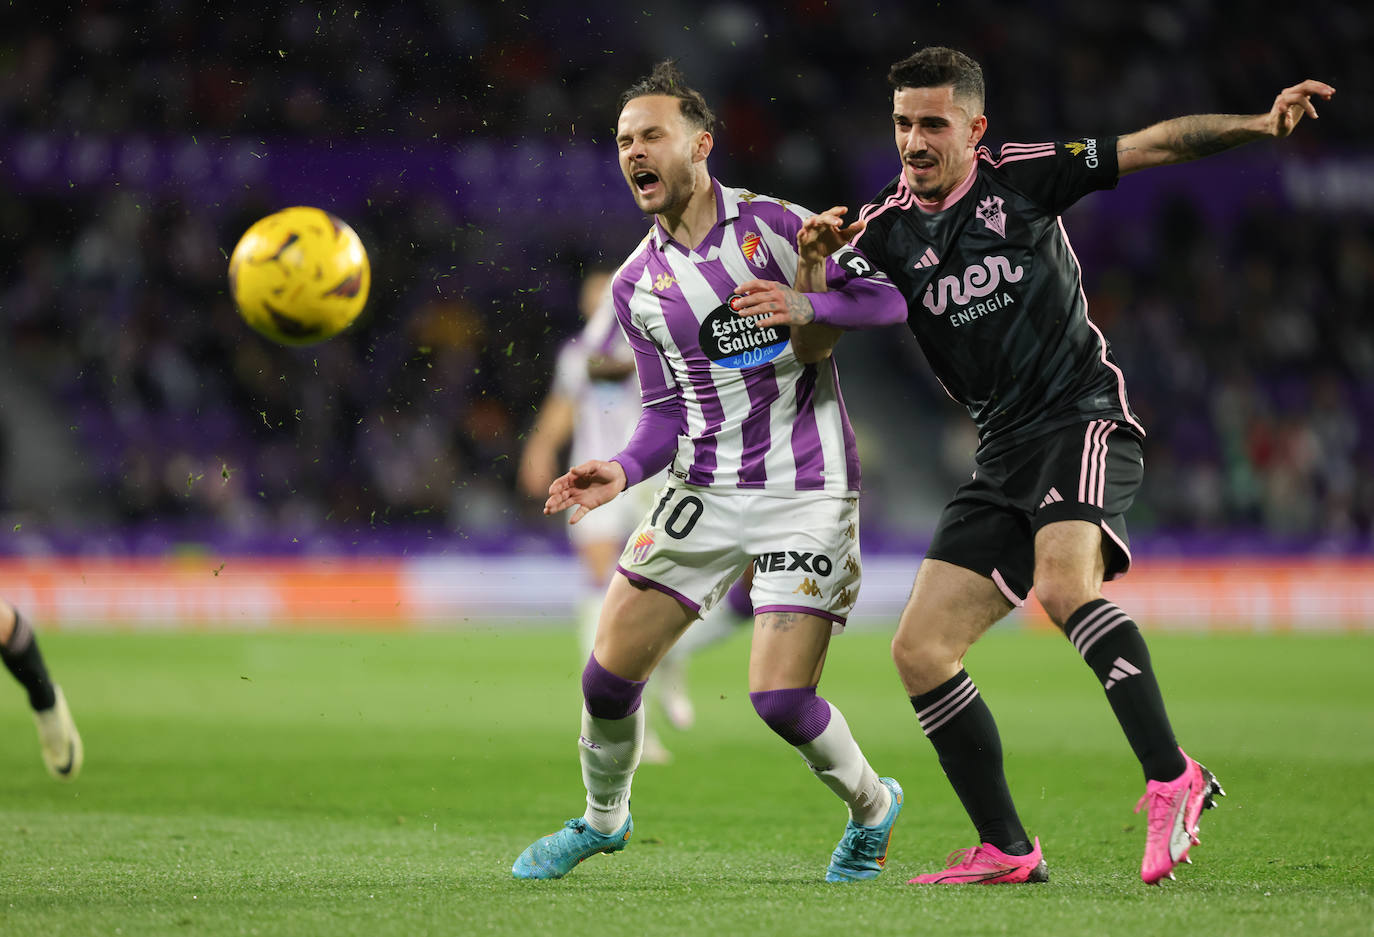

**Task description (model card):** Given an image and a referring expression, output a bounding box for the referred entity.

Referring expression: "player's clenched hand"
[544,459,628,525]
[730,278,815,330]
[1264,80,1335,138]
[797,205,865,266]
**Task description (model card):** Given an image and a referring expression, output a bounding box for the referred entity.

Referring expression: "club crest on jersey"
[740,231,770,268]
[977,195,1007,238]
[699,299,789,369]
[631,530,655,564]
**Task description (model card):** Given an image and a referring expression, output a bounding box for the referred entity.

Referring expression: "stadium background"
[1,1,1371,630]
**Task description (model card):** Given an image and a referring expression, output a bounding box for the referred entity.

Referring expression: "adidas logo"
[913,247,940,269]
[1038,487,1064,509]
[1104,656,1142,689]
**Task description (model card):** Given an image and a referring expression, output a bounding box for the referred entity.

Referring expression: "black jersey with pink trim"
[853,136,1143,457]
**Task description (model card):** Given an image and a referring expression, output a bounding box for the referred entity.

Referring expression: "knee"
[891,629,959,693]
[1034,579,1096,629]
[749,686,831,746]
[581,654,646,721]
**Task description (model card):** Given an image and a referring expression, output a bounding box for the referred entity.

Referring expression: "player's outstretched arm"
[1117,79,1334,175]
[544,459,629,525]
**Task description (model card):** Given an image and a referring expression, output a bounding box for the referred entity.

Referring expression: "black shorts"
[926,419,1143,604]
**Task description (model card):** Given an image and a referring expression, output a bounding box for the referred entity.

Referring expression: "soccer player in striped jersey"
[1,597,82,781]
[850,46,1332,885]
[512,60,909,882]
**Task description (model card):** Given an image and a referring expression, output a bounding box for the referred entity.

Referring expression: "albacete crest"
[977,195,1007,238]
[740,231,769,268]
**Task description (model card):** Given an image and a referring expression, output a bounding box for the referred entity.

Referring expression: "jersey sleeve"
[764,197,906,330]
[807,243,907,329]
[993,136,1120,213]
[612,269,677,408]
[602,264,685,486]
[610,398,683,487]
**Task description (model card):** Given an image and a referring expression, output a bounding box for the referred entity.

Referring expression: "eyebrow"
[617,124,663,142]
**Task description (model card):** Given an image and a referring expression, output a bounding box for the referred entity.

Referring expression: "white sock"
[576,594,602,660]
[794,701,891,826]
[580,704,643,834]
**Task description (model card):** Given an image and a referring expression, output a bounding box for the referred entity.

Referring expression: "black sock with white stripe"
[1,611,57,711]
[1062,599,1186,782]
[911,670,1030,854]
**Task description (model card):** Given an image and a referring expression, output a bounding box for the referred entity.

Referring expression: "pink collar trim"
[909,160,980,214]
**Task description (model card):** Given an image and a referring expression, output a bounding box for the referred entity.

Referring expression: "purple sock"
[726,577,754,618]
[750,686,832,746]
[581,654,646,721]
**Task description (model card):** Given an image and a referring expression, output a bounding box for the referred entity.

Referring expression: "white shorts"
[616,479,862,631]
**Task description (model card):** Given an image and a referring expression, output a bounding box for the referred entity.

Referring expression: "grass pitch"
[2,625,1371,936]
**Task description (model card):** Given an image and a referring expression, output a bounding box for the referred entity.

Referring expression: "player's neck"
[657,172,717,251]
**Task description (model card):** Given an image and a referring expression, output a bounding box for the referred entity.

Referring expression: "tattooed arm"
[1117,79,1334,176]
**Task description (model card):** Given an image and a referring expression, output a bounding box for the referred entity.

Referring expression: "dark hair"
[618,59,715,133]
[887,46,984,112]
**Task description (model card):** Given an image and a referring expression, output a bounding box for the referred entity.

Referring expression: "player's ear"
[969,114,988,148]
[693,130,713,162]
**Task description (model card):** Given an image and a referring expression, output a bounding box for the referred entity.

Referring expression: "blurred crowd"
[1,2,1371,553]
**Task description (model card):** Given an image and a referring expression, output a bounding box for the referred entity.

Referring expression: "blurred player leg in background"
[517,268,692,762]
[0,597,82,781]
[653,570,753,730]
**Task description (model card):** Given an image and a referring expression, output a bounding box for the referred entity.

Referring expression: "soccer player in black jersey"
[843,47,1334,885]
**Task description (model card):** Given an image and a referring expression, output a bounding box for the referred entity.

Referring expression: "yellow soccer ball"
[228,206,371,345]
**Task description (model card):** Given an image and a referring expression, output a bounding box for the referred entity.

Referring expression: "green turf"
[2,625,1371,936]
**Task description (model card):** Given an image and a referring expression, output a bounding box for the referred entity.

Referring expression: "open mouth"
[633,170,661,195]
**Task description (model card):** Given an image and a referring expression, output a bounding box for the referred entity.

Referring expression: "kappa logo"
[844,522,856,540]
[631,530,656,564]
[913,247,940,269]
[977,195,1008,238]
[793,578,823,598]
[654,272,676,292]
[834,586,856,608]
[1065,138,1100,168]
[922,254,1024,316]
[740,231,770,268]
[843,555,861,576]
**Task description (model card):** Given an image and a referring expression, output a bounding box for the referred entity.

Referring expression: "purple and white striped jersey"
[609,180,906,496]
